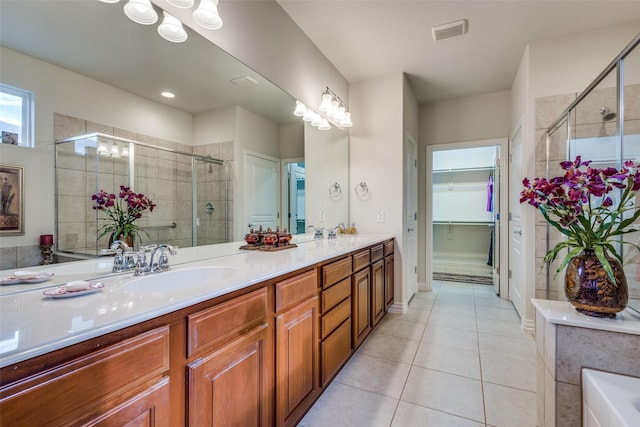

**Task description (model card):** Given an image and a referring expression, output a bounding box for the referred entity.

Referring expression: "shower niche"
[55,123,232,257]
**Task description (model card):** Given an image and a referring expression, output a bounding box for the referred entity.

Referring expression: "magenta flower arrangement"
[520,156,640,282]
[91,185,156,244]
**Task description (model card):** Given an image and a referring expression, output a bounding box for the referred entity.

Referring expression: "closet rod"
[432,166,495,173]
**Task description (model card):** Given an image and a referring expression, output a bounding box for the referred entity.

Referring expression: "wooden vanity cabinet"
[384,239,395,310]
[186,287,273,427]
[352,249,372,349]
[370,244,385,328]
[274,269,320,427]
[0,326,171,426]
[320,256,353,387]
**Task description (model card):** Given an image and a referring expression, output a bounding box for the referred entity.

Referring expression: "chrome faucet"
[110,240,136,272]
[307,225,324,239]
[327,226,338,239]
[133,244,177,276]
[149,244,178,272]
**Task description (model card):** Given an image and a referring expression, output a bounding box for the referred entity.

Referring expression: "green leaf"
[593,245,616,284]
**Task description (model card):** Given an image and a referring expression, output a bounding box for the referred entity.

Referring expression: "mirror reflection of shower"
[600,107,617,121]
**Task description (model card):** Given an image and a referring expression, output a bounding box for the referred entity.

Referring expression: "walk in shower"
[55,132,231,256]
[543,33,640,300]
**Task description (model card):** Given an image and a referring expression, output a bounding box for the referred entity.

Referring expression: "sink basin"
[582,369,640,427]
[124,266,238,295]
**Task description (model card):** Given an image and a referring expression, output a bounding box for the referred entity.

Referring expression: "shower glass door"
[193,157,229,246]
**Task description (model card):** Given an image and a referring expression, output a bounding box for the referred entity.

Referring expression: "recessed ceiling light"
[161,91,175,98]
[231,76,259,87]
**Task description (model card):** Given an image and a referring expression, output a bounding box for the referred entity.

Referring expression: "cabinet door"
[371,260,385,327]
[352,267,371,349]
[187,323,272,427]
[276,296,320,427]
[384,255,394,311]
[87,378,170,427]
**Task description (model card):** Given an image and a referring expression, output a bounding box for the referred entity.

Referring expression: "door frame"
[243,149,281,233]
[281,157,305,234]
[426,138,509,297]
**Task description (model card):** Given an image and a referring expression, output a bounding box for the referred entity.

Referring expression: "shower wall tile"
[54,113,86,141]
[113,128,137,141]
[555,382,581,427]
[0,247,17,270]
[16,245,41,269]
[158,159,177,182]
[624,83,640,120]
[86,121,113,135]
[574,86,617,126]
[58,196,86,223]
[56,142,86,171]
[535,93,576,130]
[57,168,86,196]
[221,141,233,160]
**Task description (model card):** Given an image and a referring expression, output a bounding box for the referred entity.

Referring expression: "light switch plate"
[376,211,385,223]
[319,211,326,222]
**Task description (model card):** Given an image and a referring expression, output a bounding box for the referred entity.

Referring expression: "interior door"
[406,134,418,300]
[493,150,501,295]
[509,126,523,317]
[288,163,305,234]
[245,152,279,231]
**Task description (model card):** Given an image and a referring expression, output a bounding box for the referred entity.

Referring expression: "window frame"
[0,83,34,148]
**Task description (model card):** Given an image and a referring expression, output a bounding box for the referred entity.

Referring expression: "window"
[0,83,34,147]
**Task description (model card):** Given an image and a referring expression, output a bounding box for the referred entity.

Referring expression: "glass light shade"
[311,113,322,127]
[158,11,188,43]
[302,108,315,122]
[327,100,340,118]
[165,0,194,8]
[121,146,129,157]
[110,144,121,158]
[340,112,353,127]
[193,0,223,30]
[293,100,306,116]
[335,105,346,122]
[97,143,110,156]
[123,0,158,25]
[318,119,331,130]
[98,0,120,3]
[319,93,332,112]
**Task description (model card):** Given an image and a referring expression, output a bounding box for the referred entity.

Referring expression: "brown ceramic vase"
[564,249,628,318]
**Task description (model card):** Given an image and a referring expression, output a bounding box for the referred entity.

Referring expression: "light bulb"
[319,119,331,131]
[165,0,194,8]
[311,113,322,127]
[340,112,353,127]
[327,100,340,118]
[123,0,158,25]
[319,93,332,112]
[302,109,315,122]
[293,101,306,116]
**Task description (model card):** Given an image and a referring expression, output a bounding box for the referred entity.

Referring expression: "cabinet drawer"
[322,297,351,339]
[0,327,169,426]
[322,256,352,289]
[353,249,370,272]
[275,269,318,312]
[321,319,352,387]
[371,244,384,262]
[321,277,351,312]
[384,240,394,256]
[188,287,268,356]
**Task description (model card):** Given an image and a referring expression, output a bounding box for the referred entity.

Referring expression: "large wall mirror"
[0,0,349,258]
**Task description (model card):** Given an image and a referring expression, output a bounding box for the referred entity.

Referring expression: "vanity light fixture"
[318,87,353,128]
[193,0,223,30]
[318,119,331,131]
[123,0,158,25]
[302,108,315,122]
[293,101,307,117]
[158,11,188,43]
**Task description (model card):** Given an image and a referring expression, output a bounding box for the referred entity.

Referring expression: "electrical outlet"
[319,211,326,222]
[376,211,385,223]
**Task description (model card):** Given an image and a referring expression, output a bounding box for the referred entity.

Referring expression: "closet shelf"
[432,166,494,173]
[433,221,494,226]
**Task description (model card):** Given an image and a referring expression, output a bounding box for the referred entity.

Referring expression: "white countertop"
[532,299,640,336]
[0,234,391,368]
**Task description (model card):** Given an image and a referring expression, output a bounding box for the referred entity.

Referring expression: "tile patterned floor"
[298,281,537,427]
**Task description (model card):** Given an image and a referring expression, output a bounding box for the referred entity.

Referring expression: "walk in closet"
[431,146,498,281]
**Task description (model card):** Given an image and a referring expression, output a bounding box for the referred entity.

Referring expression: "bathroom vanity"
[0,235,394,426]
[532,299,640,427]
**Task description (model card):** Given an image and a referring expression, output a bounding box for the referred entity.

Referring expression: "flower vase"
[564,249,628,318]
[108,232,134,251]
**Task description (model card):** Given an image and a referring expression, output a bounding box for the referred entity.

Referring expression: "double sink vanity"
[0,234,394,426]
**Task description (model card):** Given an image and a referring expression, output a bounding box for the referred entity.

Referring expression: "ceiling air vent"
[432,19,468,41]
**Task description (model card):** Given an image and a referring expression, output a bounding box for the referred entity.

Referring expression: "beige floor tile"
[358,332,420,364]
[480,353,536,392]
[375,316,427,340]
[478,333,536,361]
[431,304,477,318]
[298,382,398,427]
[334,353,411,399]
[475,296,516,310]
[475,305,521,323]
[422,324,479,351]
[391,401,484,427]
[401,366,485,423]
[413,342,481,379]
[407,297,435,310]
[438,282,476,294]
[427,310,477,332]
[483,383,537,427]
[391,307,430,323]
[476,317,528,339]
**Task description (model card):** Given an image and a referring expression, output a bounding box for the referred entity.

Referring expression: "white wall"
[193,106,236,146]
[0,47,192,248]
[350,74,406,306]
[279,123,304,160]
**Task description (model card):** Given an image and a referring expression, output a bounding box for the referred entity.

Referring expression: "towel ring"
[329,182,342,200]
[355,181,369,200]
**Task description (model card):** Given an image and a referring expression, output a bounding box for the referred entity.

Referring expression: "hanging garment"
[486,174,494,212]
[487,228,493,267]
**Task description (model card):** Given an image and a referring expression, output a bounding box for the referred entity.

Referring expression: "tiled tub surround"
[0,234,391,368]
[53,113,233,256]
[532,299,640,427]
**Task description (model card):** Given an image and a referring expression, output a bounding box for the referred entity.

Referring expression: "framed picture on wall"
[0,164,24,235]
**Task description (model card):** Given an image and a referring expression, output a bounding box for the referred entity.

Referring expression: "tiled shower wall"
[534,83,640,301]
[54,113,233,255]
